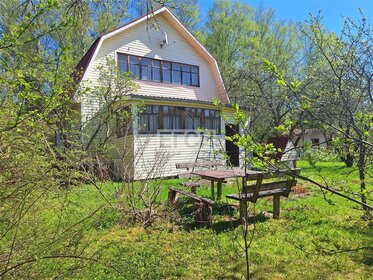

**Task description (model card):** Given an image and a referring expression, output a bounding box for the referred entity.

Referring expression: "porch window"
[204,109,220,132]
[138,105,220,134]
[184,107,202,130]
[138,105,159,134]
[162,106,180,130]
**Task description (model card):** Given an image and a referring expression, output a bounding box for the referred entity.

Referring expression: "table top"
[192,168,261,181]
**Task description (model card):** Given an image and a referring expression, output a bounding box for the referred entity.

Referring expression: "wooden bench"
[226,168,301,219]
[168,187,215,227]
[175,160,225,193]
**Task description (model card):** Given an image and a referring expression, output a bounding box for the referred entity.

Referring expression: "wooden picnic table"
[192,168,262,200]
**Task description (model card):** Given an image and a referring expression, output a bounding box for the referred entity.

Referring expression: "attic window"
[117,53,199,87]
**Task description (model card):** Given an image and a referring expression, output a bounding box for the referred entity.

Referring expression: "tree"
[299,13,372,210]
[201,0,304,141]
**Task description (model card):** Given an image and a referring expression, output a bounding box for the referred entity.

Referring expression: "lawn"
[5,161,372,279]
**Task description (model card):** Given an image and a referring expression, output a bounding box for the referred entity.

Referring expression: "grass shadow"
[170,198,271,233]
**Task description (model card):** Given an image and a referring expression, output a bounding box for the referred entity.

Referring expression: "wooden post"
[210,180,215,200]
[191,186,197,194]
[194,202,213,228]
[217,181,222,201]
[273,195,280,219]
[168,189,179,205]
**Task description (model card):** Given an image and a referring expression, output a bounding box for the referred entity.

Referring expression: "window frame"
[138,105,221,135]
[116,52,200,87]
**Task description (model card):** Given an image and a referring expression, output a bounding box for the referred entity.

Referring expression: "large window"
[139,105,159,134]
[117,53,199,87]
[184,107,201,130]
[162,106,180,130]
[138,105,220,134]
[205,109,220,131]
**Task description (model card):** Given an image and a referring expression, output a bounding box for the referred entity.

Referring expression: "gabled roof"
[75,6,229,103]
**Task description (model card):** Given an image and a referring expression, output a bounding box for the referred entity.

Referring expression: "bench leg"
[273,195,280,219]
[191,186,197,194]
[239,200,248,219]
[168,190,179,205]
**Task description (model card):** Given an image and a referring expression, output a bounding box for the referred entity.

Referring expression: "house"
[293,129,327,149]
[267,136,300,168]
[75,6,238,180]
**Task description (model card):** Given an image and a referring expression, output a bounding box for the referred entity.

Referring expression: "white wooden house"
[75,7,237,180]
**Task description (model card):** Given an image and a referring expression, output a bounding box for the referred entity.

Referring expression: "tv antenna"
[160,31,169,48]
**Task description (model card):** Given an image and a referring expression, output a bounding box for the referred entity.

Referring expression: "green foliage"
[301,147,339,168]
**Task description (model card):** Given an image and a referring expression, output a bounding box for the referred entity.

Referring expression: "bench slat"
[180,179,210,187]
[226,188,287,201]
[169,187,214,205]
[245,168,301,181]
[244,180,296,193]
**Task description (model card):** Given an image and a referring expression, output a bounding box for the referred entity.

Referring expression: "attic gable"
[75,7,229,104]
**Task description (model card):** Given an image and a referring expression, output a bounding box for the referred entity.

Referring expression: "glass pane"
[130,56,139,64]
[204,110,209,117]
[172,70,181,84]
[191,66,198,74]
[139,115,148,132]
[182,65,191,72]
[163,115,171,129]
[152,68,161,81]
[172,63,181,70]
[163,62,171,70]
[145,105,152,113]
[185,118,193,130]
[130,64,140,78]
[162,62,171,83]
[141,58,151,80]
[149,115,158,133]
[173,116,180,129]
[153,105,159,113]
[182,72,191,85]
[194,117,201,128]
[163,106,169,114]
[191,73,199,86]
[117,53,128,73]
[152,60,161,82]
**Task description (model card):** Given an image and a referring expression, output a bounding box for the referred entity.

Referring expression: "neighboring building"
[268,136,300,168]
[293,129,327,149]
[75,7,237,179]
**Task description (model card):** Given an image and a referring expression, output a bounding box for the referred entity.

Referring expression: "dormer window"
[117,53,199,87]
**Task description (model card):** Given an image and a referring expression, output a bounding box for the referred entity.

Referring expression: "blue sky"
[198,0,373,33]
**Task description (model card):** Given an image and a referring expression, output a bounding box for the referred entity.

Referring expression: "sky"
[198,0,373,33]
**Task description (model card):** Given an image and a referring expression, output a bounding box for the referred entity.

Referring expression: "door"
[225,124,239,167]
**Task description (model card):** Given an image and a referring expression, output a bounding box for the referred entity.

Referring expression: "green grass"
[5,161,373,279]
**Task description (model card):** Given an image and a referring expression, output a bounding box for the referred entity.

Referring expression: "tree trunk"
[358,143,368,211]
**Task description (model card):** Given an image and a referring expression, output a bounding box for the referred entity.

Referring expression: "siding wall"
[133,133,226,180]
[111,135,135,179]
